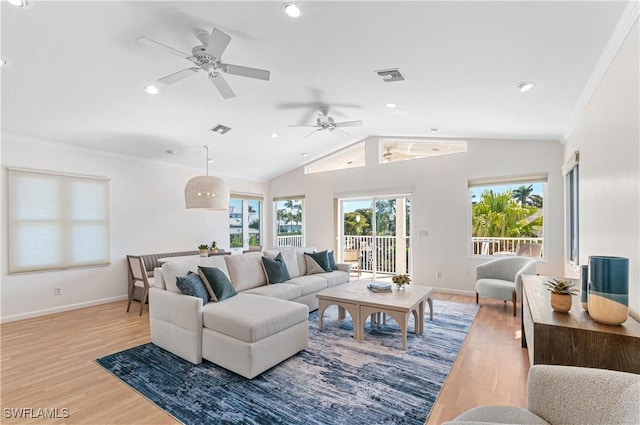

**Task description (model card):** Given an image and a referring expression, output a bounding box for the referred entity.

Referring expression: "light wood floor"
[1,293,529,425]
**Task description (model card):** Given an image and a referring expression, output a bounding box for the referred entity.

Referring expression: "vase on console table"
[588,256,628,325]
[580,265,589,311]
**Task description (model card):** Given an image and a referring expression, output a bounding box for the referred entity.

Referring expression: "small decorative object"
[580,265,589,311]
[391,274,411,290]
[544,278,578,313]
[209,241,218,254]
[198,244,209,257]
[588,256,629,325]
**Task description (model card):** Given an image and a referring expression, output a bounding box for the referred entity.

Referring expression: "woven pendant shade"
[184,146,230,210]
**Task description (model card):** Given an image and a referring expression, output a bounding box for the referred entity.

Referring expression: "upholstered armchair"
[444,364,640,425]
[475,256,537,316]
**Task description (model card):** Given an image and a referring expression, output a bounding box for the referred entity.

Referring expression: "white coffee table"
[316,281,434,350]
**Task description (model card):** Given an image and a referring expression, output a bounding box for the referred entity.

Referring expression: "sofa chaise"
[149,247,350,378]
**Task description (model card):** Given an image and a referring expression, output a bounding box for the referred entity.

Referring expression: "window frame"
[273,196,305,247]
[229,194,263,251]
[468,173,547,258]
[8,167,111,274]
[563,152,580,265]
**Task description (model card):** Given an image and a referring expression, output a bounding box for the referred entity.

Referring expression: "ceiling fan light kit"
[184,146,230,210]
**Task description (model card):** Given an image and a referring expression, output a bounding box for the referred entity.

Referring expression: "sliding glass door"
[340,195,411,280]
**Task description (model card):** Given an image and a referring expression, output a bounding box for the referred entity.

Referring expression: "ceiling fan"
[137,28,270,99]
[288,112,363,138]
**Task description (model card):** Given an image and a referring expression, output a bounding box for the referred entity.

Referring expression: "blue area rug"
[96,299,478,425]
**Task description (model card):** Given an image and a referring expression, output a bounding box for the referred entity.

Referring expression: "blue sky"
[470,182,544,200]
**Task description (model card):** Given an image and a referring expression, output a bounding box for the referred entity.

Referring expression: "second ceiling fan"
[289,111,363,139]
[138,27,270,99]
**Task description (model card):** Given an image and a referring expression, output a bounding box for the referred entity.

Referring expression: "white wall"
[269,136,565,294]
[563,19,639,319]
[1,136,267,321]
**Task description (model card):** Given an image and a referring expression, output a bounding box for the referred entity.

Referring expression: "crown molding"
[562,2,639,144]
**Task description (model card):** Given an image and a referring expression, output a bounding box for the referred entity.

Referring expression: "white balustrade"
[276,235,304,247]
[471,237,543,256]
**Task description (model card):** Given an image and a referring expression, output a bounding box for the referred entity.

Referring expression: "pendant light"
[184,146,230,210]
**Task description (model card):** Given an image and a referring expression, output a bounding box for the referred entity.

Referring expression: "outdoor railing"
[276,235,304,247]
[342,235,411,275]
[471,237,543,256]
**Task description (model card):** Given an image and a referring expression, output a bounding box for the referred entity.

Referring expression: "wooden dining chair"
[126,255,153,316]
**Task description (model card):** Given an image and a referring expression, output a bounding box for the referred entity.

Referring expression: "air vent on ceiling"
[374,68,405,82]
[210,124,231,134]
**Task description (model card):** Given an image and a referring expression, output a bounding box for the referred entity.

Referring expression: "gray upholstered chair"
[443,364,640,425]
[475,256,537,316]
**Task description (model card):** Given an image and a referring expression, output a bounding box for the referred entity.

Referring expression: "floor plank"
[1,294,528,424]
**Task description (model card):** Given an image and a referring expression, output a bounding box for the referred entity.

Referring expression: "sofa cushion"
[202,293,308,343]
[243,283,302,301]
[296,247,316,276]
[175,272,210,303]
[161,256,230,293]
[224,252,267,291]
[317,270,349,287]
[261,253,291,284]
[477,278,516,301]
[198,266,237,302]
[265,248,301,278]
[305,250,332,273]
[288,275,328,296]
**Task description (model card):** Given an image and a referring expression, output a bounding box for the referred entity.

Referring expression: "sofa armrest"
[149,287,204,364]
[336,262,352,274]
[527,365,640,425]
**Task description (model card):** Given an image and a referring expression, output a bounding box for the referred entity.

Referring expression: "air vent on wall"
[374,68,405,82]
[210,124,231,134]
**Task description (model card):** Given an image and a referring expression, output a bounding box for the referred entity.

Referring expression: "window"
[229,194,262,250]
[469,174,546,257]
[380,138,467,164]
[274,197,304,247]
[304,142,365,174]
[563,152,580,264]
[8,168,110,273]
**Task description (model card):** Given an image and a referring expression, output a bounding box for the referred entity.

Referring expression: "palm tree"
[472,190,542,238]
[512,185,543,208]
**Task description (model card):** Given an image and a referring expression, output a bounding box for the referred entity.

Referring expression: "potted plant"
[198,244,209,257]
[209,241,218,254]
[391,274,411,290]
[544,278,578,313]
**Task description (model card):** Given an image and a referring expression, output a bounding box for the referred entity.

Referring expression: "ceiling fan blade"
[288,124,319,128]
[209,72,235,99]
[304,128,324,139]
[222,64,271,81]
[334,128,351,136]
[205,28,231,58]
[158,67,200,85]
[137,37,191,59]
[334,120,363,128]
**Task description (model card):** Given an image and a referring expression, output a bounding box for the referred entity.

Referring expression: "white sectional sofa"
[149,247,350,378]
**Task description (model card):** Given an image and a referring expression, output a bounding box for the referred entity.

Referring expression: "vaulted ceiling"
[1,1,631,180]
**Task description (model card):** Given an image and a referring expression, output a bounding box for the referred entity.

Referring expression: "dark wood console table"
[522,275,640,373]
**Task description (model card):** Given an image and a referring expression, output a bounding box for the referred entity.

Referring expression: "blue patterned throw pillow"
[176,272,210,304]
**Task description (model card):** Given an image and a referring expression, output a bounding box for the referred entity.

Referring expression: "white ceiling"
[1,1,631,181]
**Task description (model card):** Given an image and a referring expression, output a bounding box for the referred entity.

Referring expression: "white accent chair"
[443,364,640,425]
[475,256,537,316]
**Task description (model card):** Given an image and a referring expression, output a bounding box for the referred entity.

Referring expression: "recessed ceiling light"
[271,132,279,139]
[517,82,536,92]
[166,150,175,155]
[301,153,308,158]
[144,85,159,95]
[207,158,213,163]
[7,0,28,7]
[282,3,302,18]
[430,128,439,133]
[386,103,397,108]
[0,58,6,66]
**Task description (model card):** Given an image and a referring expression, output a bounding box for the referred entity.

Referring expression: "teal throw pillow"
[261,253,291,284]
[176,272,210,304]
[305,250,332,273]
[327,250,338,271]
[198,266,237,302]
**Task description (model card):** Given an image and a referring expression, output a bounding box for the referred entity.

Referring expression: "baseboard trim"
[0,295,129,323]
[432,287,476,297]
